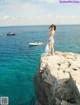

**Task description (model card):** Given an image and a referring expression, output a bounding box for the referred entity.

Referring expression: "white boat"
[7,32,15,36]
[29,42,43,46]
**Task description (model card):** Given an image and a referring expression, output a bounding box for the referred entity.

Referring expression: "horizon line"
[0,24,80,27]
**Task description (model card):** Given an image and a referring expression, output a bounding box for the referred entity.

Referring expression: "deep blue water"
[0,25,80,105]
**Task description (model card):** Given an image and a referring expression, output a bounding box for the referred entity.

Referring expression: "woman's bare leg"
[51,44,54,56]
[48,43,51,55]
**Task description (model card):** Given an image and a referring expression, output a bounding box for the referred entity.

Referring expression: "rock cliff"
[34,51,80,105]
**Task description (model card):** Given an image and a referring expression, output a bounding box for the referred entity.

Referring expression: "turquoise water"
[0,25,80,105]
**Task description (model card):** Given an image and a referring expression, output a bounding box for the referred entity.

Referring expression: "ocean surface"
[0,25,80,105]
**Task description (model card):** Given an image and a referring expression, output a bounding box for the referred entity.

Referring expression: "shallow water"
[0,25,80,105]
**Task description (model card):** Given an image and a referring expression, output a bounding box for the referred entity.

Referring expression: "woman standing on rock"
[45,24,56,56]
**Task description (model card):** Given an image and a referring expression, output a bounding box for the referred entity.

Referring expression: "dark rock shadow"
[34,63,80,105]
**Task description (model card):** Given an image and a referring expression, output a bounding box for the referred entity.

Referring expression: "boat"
[7,32,15,36]
[29,42,43,46]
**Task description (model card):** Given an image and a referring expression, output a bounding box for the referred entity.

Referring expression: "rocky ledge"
[34,51,80,105]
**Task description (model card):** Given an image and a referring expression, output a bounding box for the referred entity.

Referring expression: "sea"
[0,25,80,105]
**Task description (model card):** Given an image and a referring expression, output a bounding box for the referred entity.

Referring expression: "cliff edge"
[34,51,80,105]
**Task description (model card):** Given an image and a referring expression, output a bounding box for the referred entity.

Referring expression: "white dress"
[45,30,55,53]
[48,30,55,44]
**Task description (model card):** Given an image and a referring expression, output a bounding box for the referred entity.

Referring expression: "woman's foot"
[47,54,51,56]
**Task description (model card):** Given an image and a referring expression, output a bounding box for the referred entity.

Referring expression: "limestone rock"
[34,51,80,105]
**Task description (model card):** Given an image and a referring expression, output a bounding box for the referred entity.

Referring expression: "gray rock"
[34,52,80,105]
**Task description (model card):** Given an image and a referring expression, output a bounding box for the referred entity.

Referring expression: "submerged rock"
[34,51,80,105]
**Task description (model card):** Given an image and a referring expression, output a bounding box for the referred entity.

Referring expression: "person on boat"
[48,24,56,56]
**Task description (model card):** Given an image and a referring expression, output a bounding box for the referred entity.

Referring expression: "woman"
[48,24,56,56]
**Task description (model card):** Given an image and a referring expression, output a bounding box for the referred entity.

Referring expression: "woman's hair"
[49,24,56,31]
